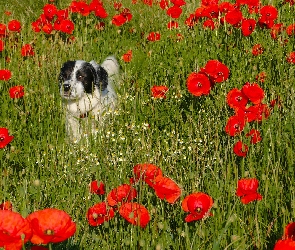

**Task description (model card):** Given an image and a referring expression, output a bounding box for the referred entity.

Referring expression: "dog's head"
[59,60,108,100]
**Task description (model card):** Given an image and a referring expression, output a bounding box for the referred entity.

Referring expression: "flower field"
[0,0,295,249]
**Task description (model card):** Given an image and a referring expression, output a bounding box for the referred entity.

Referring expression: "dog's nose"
[63,84,71,92]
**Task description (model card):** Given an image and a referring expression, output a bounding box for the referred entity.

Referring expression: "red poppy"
[203,19,215,30]
[112,14,127,26]
[0,40,4,52]
[153,176,181,204]
[225,9,243,26]
[107,184,137,207]
[7,19,21,32]
[246,104,270,122]
[236,178,262,204]
[119,202,150,228]
[258,5,278,29]
[76,1,91,16]
[0,69,12,81]
[60,19,75,34]
[90,180,105,195]
[287,52,295,64]
[252,44,264,56]
[181,192,213,222]
[166,5,183,19]
[94,5,108,18]
[201,59,230,83]
[32,20,42,32]
[171,0,186,6]
[147,32,161,41]
[284,222,295,240]
[0,210,32,250]
[122,50,132,63]
[9,85,25,99]
[133,163,163,188]
[241,82,264,105]
[274,239,295,249]
[121,8,132,22]
[274,222,295,249]
[226,88,248,110]
[151,85,169,99]
[43,4,57,20]
[0,201,12,211]
[159,0,169,9]
[233,140,249,157]
[143,0,153,6]
[185,14,198,28]
[202,5,219,19]
[56,9,69,20]
[218,2,235,13]
[225,114,246,136]
[0,128,14,149]
[187,72,211,96]
[42,23,53,34]
[270,23,284,39]
[246,129,262,144]
[27,208,76,244]
[260,5,278,21]
[167,20,179,29]
[286,24,295,36]
[241,18,256,36]
[86,202,115,226]
[113,2,122,10]
[21,44,35,57]
[0,24,7,37]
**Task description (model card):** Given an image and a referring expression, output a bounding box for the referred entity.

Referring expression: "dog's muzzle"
[63,84,71,92]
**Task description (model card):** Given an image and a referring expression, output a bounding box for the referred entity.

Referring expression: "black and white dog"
[59,56,120,141]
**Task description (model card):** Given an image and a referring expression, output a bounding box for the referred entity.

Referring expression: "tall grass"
[0,0,295,249]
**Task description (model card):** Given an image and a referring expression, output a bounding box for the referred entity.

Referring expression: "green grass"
[0,0,295,249]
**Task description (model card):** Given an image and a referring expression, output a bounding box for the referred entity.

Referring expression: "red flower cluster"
[0,208,76,249]
[0,20,36,57]
[187,59,229,96]
[87,182,149,228]
[111,4,132,26]
[32,3,75,34]
[0,127,14,149]
[181,0,295,43]
[132,163,181,204]
[87,163,182,228]
[225,82,272,157]
[274,222,295,249]
[181,192,213,222]
[236,178,263,204]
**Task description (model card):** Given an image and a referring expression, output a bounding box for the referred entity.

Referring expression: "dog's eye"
[77,75,83,80]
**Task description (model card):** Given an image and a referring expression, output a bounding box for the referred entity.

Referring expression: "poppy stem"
[49,243,53,250]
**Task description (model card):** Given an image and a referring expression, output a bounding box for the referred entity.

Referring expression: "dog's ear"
[96,66,108,91]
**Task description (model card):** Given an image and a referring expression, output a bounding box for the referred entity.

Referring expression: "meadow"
[0,0,295,249]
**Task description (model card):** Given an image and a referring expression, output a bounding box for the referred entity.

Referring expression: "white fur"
[61,56,119,142]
